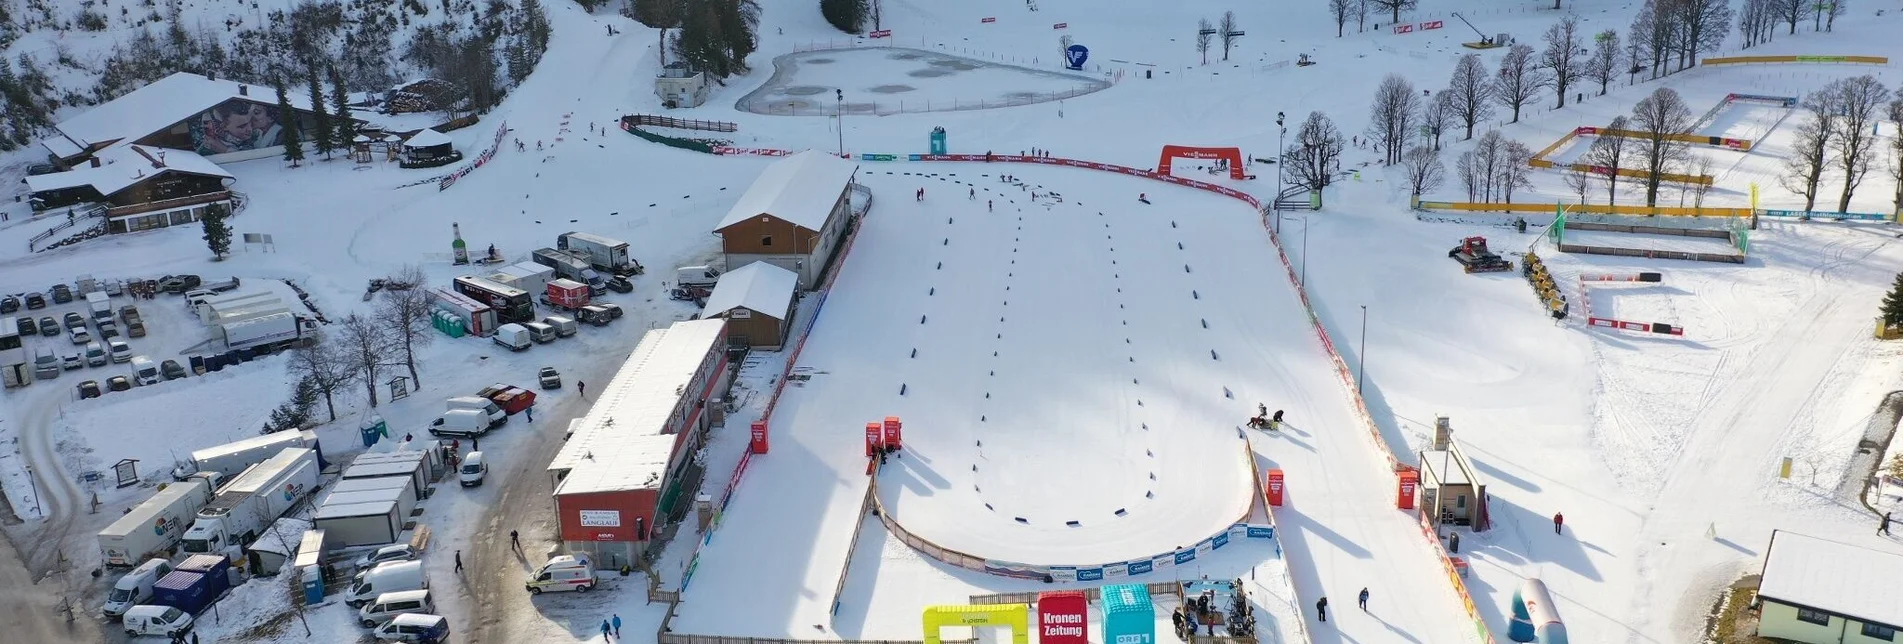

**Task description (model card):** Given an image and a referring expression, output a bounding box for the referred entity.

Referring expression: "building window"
[1796,607,1831,626]
[760,235,773,247]
[1455,495,1467,508]
[1864,623,1898,640]
[170,209,193,226]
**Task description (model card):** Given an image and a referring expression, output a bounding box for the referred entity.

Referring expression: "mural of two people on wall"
[191,99,286,156]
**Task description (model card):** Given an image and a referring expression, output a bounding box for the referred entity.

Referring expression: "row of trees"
[626,0,762,80]
[285,266,437,423]
[1782,76,1897,213]
[1738,0,1846,49]
[266,64,359,167]
[1193,12,1244,65]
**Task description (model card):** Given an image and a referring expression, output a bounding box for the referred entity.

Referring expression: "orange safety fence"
[1702,54,1889,65]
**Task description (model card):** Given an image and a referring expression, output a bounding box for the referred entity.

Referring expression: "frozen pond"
[737,47,1111,116]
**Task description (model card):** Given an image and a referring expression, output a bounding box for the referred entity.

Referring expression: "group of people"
[1171,586,1255,639]
[1246,403,1285,431]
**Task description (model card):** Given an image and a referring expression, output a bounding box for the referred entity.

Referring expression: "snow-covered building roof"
[550,319,727,495]
[1417,449,1472,486]
[314,500,398,520]
[701,262,798,319]
[24,145,231,197]
[44,72,321,159]
[245,517,314,557]
[404,128,452,148]
[716,150,858,232]
[330,476,411,495]
[1759,531,1903,628]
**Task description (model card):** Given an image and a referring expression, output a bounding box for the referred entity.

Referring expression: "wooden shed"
[714,150,858,289]
[699,262,798,350]
[1416,416,1490,531]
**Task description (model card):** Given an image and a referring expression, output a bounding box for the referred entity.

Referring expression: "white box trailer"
[311,483,417,547]
[427,287,498,337]
[98,477,216,566]
[181,448,321,556]
[196,291,281,324]
[173,430,325,481]
[341,453,430,498]
[208,300,291,327]
[491,262,555,301]
[220,311,318,352]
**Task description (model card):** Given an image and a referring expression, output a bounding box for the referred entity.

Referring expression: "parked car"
[38,316,58,336]
[108,340,131,363]
[0,295,17,314]
[353,544,419,571]
[23,292,46,309]
[538,367,561,390]
[49,283,72,304]
[371,613,449,642]
[603,275,634,294]
[78,380,101,399]
[16,315,37,335]
[119,305,140,323]
[160,359,187,380]
[62,352,83,370]
[597,303,624,319]
[157,274,201,294]
[121,605,193,638]
[63,312,86,331]
[70,327,92,346]
[458,452,486,487]
[85,342,107,366]
[107,375,131,392]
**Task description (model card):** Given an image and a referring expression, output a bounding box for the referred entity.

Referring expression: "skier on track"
[1139,193,1151,204]
[969,187,975,199]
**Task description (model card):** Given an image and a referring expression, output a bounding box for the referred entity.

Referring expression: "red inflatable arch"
[1158,145,1244,180]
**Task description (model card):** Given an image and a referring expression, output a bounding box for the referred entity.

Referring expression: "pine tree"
[277,80,305,166]
[329,66,355,154]
[1882,271,1903,328]
[306,63,333,159]
[201,202,232,259]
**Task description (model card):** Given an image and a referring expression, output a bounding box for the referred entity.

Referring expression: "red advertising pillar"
[865,422,883,457]
[1264,469,1285,507]
[750,420,768,454]
[882,416,902,450]
[1036,591,1088,644]
[1396,469,1419,509]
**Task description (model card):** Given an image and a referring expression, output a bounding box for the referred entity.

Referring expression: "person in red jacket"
[1553,512,1564,535]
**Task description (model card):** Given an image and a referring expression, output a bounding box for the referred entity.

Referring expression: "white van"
[108,339,132,364]
[675,265,721,288]
[85,341,108,366]
[87,291,112,321]
[345,560,428,608]
[427,408,491,438]
[358,589,435,627]
[131,357,159,386]
[522,321,557,344]
[445,396,508,428]
[525,554,596,594]
[458,452,487,487]
[542,315,577,337]
[372,613,450,642]
[121,605,193,638]
[492,323,532,351]
[104,558,175,618]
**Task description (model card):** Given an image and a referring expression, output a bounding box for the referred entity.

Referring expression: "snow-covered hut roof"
[44,72,321,157]
[25,145,231,197]
[716,150,858,233]
[404,128,452,148]
[701,262,797,320]
[245,517,314,557]
[550,319,726,495]
[1759,531,1903,629]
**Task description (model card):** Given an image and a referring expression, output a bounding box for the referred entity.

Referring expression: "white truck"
[171,429,325,481]
[179,448,320,557]
[490,262,555,301]
[219,311,319,352]
[98,474,221,567]
[531,248,607,295]
[557,232,643,275]
[86,291,113,322]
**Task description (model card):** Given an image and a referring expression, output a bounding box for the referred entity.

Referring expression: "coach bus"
[452,275,535,324]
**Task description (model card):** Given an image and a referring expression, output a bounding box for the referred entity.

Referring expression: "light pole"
[24,465,40,518]
[1357,305,1368,394]
[1275,111,1286,235]
[835,89,846,157]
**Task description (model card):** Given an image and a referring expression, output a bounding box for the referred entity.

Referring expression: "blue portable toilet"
[359,413,389,448]
[1102,583,1155,644]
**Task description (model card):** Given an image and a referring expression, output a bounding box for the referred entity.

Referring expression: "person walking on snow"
[578,381,586,398]
[969,187,975,199]
[525,405,534,422]
[454,550,463,573]
[613,614,622,637]
[511,530,522,551]
[1881,512,1893,536]
[1553,512,1564,534]
[988,200,993,212]
[601,619,613,641]
[1316,596,1328,622]
[1358,588,1369,611]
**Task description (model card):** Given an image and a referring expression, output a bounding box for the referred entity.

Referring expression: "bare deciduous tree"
[1738,0,1778,48]
[1495,43,1550,123]
[1688,155,1717,210]
[1367,0,1417,25]
[1630,87,1693,206]
[1823,0,1845,32]
[1402,146,1445,196]
[1447,53,1493,140]
[1672,0,1732,70]
[1422,90,1451,151]
[1218,11,1242,61]
[1328,0,1355,37]
[1457,149,1483,201]
[1783,85,1842,212]
[1500,139,1534,203]
[1583,115,1632,205]
[1888,89,1903,212]
[1585,29,1619,96]
[1470,130,1509,201]
[285,343,358,422]
[1776,0,1810,35]
[1829,75,1890,212]
[1196,18,1214,65]
[1285,111,1346,194]
[1564,163,1594,205]
[376,265,435,388]
[338,313,393,408]
[1540,15,1583,108]
[1366,74,1420,165]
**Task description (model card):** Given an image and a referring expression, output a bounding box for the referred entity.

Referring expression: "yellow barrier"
[1703,55,1889,65]
[1417,200,1752,217]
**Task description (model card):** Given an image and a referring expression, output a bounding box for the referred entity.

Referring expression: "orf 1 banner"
[1037,591,1089,644]
[1065,45,1089,70]
[869,29,892,38]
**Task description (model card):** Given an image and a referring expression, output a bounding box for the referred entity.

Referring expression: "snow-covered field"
[6,0,1903,642]
[737,48,1110,115]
